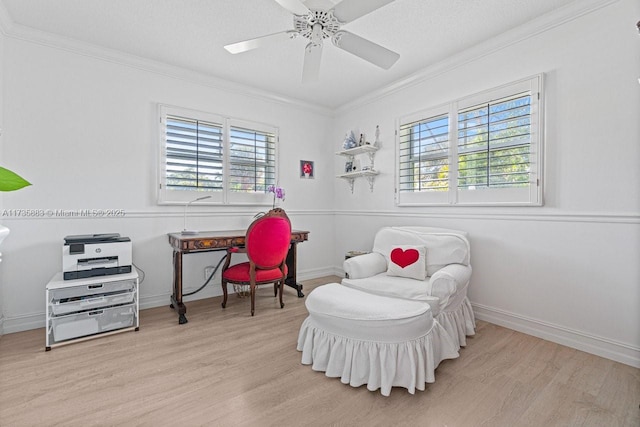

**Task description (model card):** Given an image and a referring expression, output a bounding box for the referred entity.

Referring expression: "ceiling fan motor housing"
[294,9,341,44]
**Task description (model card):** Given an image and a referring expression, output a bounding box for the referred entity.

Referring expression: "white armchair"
[342,226,475,350]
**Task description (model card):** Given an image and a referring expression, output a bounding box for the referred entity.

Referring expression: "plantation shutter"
[397,108,451,205]
[399,113,450,192]
[457,92,532,190]
[225,119,277,205]
[164,115,224,192]
[228,125,276,193]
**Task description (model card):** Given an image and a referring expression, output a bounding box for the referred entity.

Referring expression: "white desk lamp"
[182,195,212,235]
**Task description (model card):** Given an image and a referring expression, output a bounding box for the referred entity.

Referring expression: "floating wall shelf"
[336,144,379,193]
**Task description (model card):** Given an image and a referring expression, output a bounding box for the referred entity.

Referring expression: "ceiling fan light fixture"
[310,23,325,45]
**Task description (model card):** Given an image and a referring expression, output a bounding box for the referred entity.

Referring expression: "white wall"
[331,0,640,367]
[0,35,336,332]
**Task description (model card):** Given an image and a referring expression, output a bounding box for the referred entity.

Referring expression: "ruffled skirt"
[297,316,459,396]
[437,296,476,350]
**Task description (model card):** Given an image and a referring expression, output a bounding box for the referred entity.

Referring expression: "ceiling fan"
[224,0,400,83]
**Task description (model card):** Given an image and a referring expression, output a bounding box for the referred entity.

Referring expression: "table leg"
[285,242,304,298]
[171,250,188,324]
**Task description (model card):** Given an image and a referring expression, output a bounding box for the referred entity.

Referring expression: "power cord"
[183,255,226,297]
[132,254,225,295]
[133,262,146,284]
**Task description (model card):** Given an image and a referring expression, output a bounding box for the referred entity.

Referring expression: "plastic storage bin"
[52,303,135,342]
[50,279,135,301]
[50,291,134,316]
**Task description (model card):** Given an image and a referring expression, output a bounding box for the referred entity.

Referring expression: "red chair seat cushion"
[223,262,288,283]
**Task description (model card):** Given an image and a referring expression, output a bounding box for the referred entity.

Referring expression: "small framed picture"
[300,160,314,179]
[345,161,353,173]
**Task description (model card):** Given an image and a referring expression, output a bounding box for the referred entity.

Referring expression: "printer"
[63,233,132,280]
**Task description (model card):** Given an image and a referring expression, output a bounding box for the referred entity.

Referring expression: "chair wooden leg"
[273,282,277,297]
[221,279,228,308]
[250,282,256,316]
[279,280,284,309]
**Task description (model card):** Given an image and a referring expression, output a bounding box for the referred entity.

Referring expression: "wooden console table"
[167,229,309,324]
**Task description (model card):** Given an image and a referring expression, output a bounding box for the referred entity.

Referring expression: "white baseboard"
[297,266,338,282]
[2,312,44,334]
[139,293,172,311]
[472,303,640,368]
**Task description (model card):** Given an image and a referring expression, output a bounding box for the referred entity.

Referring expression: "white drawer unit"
[46,271,139,350]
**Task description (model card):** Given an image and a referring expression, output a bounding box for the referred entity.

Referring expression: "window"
[397,75,543,206]
[158,105,277,205]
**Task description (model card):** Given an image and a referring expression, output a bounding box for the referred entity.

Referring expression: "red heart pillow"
[387,245,427,280]
[390,248,419,268]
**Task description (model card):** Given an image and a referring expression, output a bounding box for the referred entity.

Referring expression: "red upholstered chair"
[221,208,292,316]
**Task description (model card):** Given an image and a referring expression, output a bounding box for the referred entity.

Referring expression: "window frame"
[395,74,544,207]
[157,104,278,206]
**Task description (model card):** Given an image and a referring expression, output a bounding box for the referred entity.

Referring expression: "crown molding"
[1,17,333,117]
[334,0,621,114]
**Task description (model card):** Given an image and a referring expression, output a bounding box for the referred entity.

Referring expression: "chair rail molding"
[0,208,335,221]
[333,209,640,224]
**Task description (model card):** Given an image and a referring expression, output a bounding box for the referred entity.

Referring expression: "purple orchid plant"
[267,185,285,208]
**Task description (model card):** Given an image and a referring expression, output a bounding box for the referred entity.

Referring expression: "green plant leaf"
[0,167,31,191]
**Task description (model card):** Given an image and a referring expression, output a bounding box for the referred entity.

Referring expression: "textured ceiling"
[1,0,579,109]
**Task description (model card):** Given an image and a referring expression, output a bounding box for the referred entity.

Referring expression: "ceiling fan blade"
[302,42,323,83]
[332,0,396,23]
[273,0,309,16]
[332,31,399,69]
[224,31,297,54]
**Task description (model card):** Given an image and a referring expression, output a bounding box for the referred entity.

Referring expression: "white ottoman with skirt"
[297,283,459,396]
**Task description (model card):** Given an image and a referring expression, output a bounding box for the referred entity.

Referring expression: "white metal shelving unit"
[45,270,139,350]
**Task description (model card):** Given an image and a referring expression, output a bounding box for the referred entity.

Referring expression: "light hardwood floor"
[1,276,638,426]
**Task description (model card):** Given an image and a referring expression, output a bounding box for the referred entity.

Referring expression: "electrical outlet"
[204,266,215,280]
